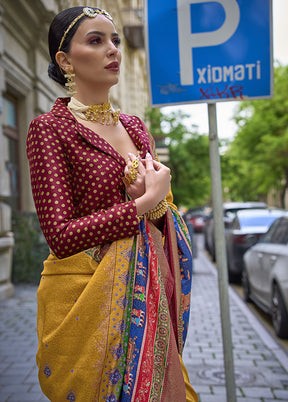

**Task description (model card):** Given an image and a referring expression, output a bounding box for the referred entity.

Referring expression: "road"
[196,233,288,354]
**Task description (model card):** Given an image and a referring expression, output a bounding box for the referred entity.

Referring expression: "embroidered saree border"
[132,222,170,401]
[99,239,137,401]
[171,209,193,349]
[120,220,170,401]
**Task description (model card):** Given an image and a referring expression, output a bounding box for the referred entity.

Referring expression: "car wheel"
[227,252,238,283]
[242,267,251,302]
[271,283,288,339]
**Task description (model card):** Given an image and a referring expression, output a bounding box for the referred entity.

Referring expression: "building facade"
[0,0,148,299]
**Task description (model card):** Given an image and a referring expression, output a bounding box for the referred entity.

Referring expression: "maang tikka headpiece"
[58,7,114,52]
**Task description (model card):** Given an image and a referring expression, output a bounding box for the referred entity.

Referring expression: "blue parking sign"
[145,0,273,106]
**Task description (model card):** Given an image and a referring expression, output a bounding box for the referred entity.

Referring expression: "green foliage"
[159,109,191,142]
[145,107,211,207]
[223,64,288,206]
[12,211,49,284]
[145,107,165,137]
[169,133,211,206]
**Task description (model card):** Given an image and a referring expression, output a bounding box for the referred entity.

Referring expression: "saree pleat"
[36,208,194,401]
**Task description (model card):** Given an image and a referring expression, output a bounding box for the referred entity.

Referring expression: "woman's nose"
[107,42,119,56]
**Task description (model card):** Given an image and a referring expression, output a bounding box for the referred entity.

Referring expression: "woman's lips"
[105,62,119,72]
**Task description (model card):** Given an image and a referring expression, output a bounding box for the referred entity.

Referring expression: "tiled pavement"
[1,236,288,401]
[0,285,46,401]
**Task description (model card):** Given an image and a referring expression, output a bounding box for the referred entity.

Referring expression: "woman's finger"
[144,152,155,171]
[124,165,130,175]
[141,158,163,170]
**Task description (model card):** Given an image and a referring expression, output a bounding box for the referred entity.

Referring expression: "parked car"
[204,202,267,261]
[226,209,285,282]
[184,207,210,233]
[243,215,288,338]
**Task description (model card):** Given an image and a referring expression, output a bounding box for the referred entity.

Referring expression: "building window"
[3,95,20,211]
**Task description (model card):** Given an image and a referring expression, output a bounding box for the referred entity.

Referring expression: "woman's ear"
[55,51,72,73]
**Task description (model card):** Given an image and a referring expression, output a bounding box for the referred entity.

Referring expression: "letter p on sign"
[177,0,240,85]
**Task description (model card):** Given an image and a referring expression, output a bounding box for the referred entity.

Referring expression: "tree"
[169,133,211,206]
[145,107,211,207]
[223,64,288,207]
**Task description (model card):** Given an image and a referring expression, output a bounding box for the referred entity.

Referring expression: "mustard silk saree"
[36,208,195,401]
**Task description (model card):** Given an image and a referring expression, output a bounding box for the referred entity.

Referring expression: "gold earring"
[64,68,76,96]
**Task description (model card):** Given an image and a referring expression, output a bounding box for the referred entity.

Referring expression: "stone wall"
[0,0,148,299]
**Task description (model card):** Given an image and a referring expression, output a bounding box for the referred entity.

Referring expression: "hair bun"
[48,62,66,87]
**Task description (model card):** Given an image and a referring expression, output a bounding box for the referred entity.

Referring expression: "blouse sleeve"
[26,117,140,259]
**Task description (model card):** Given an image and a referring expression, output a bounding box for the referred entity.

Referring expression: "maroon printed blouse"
[26,97,152,259]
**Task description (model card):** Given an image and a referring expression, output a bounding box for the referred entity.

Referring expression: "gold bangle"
[146,199,168,220]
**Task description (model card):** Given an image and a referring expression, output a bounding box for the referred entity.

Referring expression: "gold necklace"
[84,103,120,125]
[68,97,120,126]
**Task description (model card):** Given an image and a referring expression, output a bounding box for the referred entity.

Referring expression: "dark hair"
[48,7,93,87]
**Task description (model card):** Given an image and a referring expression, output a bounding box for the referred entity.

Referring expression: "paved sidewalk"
[0,239,288,401]
[0,285,46,401]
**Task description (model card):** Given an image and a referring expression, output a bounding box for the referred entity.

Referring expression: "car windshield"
[260,218,288,244]
[239,215,278,228]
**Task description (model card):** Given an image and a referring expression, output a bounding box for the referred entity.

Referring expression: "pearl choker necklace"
[68,97,120,126]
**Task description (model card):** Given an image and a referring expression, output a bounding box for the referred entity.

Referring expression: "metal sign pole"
[207,102,237,402]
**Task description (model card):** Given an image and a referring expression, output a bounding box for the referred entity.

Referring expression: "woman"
[26,6,198,401]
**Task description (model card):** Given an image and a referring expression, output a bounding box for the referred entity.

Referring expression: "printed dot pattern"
[26,98,151,258]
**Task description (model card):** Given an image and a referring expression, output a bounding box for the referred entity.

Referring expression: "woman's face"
[66,15,122,89]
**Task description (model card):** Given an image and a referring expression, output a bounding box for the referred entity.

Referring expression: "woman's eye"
[113,38,121,47]
[89,37,102,45]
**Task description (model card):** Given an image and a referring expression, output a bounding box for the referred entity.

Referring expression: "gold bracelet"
[146,199,168,220]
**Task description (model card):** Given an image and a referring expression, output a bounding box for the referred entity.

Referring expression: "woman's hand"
[132,152,171,216]
[123,153,146,200]
[142,152,171,206]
